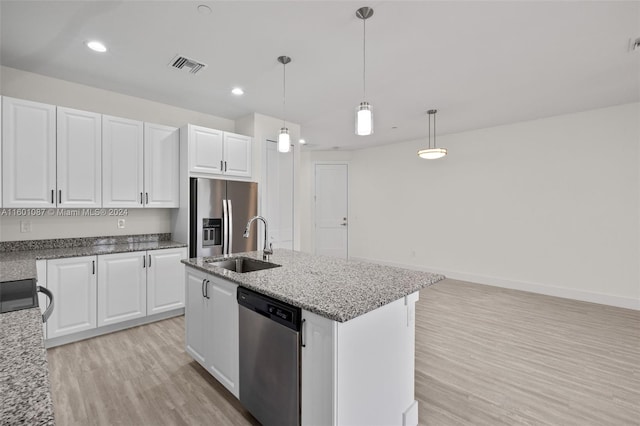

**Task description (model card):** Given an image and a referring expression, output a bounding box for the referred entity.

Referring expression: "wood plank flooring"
[47,279,640,425]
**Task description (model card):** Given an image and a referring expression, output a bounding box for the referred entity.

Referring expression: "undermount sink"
[207,256,281,273]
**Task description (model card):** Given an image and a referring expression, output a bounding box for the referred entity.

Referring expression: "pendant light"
[277,55,292,153]
[355,7,374,136]
[418,110,448,160]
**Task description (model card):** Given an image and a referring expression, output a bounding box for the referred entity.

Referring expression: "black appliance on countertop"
[0,278,54,322]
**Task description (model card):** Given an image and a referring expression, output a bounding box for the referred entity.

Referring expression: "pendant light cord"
[282,62,286,128]
[428,112,431,149]
[362,16,367,99]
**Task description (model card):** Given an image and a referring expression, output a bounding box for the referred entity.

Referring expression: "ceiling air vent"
[168,55,207,74]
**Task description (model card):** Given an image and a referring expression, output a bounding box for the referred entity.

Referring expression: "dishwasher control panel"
[237,287,301,331]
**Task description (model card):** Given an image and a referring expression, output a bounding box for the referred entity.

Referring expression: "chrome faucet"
[243,216,273,259]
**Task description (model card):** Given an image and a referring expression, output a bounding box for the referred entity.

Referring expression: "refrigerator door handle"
[222,199,229,255]
[228,199,233,255]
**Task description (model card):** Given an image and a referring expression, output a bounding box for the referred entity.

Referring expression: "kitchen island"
[183,248,444,426]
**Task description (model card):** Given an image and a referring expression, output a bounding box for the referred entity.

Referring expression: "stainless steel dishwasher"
[237,287,301,426]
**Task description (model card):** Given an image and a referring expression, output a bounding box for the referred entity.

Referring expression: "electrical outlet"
[117,219,126,229]
[20,220,32,233]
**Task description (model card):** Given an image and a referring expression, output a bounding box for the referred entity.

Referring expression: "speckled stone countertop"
[182,249,445,322]
[0,240,187,282]
[0,308,55,425]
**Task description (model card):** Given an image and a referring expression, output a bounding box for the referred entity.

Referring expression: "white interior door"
[263,140,294,250]
[314,163,348,259]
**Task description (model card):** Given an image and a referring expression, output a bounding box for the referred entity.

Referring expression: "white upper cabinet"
[102,115,144,207]
[186,125,252,179]
[144,123,180,208]
[188,125,224,175]
[2,97,56,207]
[223,132,252,178]
[57,107,102,208]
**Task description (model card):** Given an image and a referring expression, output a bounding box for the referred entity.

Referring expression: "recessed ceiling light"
[231,87,244,96]
[299,139,306,144]
[197,5,212,14]
[86,40,107,53]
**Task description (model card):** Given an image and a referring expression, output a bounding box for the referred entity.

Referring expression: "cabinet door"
[57,107,102,208]
[185,268,208,365]
[301,309,337,426]
[102,115,144,207]
[97,251,147,326]
[223,132,252,178]
[46,256,97,339]
[147,247,186,315]
[188,125,223,175]
[206,276,239,398]
[2,97,56,208]
[144,123,179,207]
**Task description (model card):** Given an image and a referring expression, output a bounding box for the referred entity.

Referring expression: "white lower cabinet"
[42,247,185,344]
[185,268,239,398]
[147,247,187,315]
[98,251,147,326]
[46,256,97,339]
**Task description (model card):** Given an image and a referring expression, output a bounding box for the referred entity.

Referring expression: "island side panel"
[301,309,338,426]
[335,292,419,426]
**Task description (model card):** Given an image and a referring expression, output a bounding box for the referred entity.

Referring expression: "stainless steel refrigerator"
[189,178,258,258]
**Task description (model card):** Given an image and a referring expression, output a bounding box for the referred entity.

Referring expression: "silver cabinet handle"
[145,192,149,205]
[92,260,95,275]
[301,318,307,348]
[224,161,227,172]
[220,160,223,171]
[201,279,206,298]
[51,190,54,204]
[140,192,143,204]
[148,254,151,267]
[205,280,210,299]
[143,255,146,268]
[58,190,62,204]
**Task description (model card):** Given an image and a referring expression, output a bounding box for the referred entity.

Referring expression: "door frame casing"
[312,161,350,259]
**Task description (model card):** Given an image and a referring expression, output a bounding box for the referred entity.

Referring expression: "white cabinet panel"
[184,268,239,398]
[302,309,337,426]
[102,115,144,207]
[223,132,252,178]
[188,125,223,175]
[57,107,102,208]
[97,251,147,326]
[147,247,186,314]
[46,256,97,339]
[207,276,239,398]
[185,268,208,365]
[144,123,179,207]
[2,97,56,207]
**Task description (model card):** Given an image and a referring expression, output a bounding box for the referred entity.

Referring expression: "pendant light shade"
[418,109,448,160]
[278,127,290,153]
[356,102,373,136]
[277,55,292,153]
[355,7,374,136]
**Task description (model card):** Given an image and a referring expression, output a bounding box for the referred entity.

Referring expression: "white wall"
[237,113,302,249]
[303,103,640,309]
[0,66,235,241]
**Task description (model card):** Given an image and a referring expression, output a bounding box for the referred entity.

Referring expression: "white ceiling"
[1,1,638,150]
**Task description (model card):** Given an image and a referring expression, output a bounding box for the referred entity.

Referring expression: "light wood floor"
[47,279,640,426]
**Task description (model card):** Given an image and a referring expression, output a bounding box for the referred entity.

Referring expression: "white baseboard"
[349,256,640,311]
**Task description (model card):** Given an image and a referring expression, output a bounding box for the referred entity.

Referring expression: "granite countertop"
[0,240,187,282]
[0,308,55,425]
[182,249,445,322]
